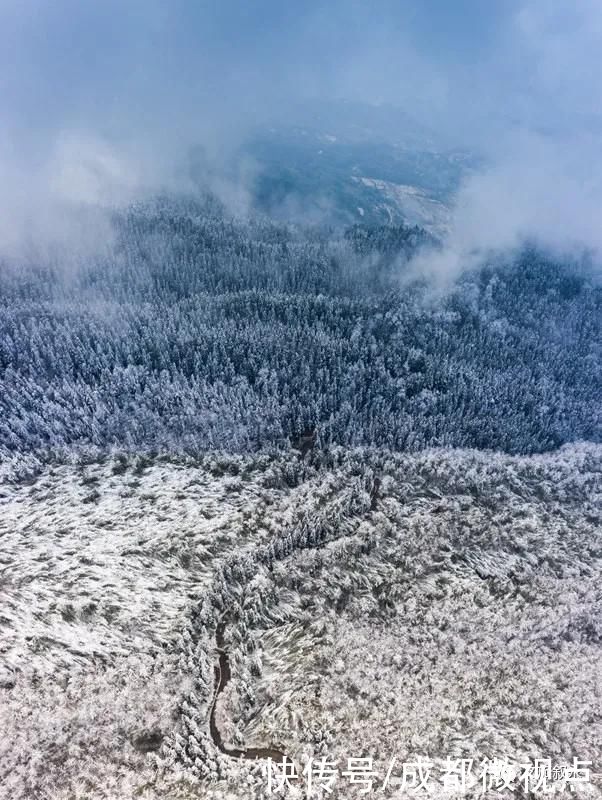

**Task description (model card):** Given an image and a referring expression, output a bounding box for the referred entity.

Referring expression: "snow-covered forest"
[3,1,602,798]
[0,197,599,463]
[0,197,601,799]
[1,444,600,799]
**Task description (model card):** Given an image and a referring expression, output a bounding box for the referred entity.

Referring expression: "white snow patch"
[356,176,452,235]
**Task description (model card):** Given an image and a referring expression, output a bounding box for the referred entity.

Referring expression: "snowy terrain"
[240,110,474,228]
[1,444,600,798]
[355,177,452,235]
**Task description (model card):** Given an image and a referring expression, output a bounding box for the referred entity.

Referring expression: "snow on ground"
[356,177,452,235]
[0,444,600,799]
[0,456,263,675]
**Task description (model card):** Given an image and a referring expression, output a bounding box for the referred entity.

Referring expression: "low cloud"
[1,0,601,272]
[0,131,154,265]
[412,130,602,284]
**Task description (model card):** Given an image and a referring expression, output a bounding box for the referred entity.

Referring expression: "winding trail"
[206,477,381,768]
[209,621,288,763]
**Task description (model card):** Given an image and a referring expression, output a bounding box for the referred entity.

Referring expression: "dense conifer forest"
[4,3,602,798]
[0,197,599,461]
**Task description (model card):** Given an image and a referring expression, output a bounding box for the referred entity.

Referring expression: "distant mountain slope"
[353,176,452,234]
[186,101,480,232]
[240,123,476,231]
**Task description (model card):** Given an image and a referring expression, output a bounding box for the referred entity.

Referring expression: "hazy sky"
[1,0,601,264]
[2,0,600,145]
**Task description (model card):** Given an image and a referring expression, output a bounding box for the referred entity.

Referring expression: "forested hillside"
[2,444,600,799]
[0,196,599,461]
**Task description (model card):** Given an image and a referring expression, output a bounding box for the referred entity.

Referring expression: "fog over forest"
[2,1,602,267]
[0,3,600,800]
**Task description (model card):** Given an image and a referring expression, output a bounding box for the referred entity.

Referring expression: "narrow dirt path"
[209,621,289,763]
